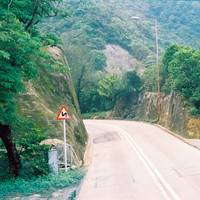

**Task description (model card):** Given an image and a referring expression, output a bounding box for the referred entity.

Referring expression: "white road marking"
[114,125,182,200]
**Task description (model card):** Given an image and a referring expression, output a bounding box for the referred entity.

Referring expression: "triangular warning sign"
[56,106,71,120]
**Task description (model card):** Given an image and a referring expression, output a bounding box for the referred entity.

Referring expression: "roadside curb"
[83,133,93,168]
[77,133,93,200]
[154,124,200,151]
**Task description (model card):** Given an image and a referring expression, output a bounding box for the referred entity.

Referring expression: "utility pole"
[155,19,161,118]
[131,16,161,118]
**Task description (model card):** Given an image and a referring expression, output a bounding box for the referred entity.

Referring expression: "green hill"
[40,0,200,113]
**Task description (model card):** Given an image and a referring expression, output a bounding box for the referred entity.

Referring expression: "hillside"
[39,0,200,114]
[17,47,87,159]
[0,46,87,178]
[42,0,200,64]
[0,0,88,179]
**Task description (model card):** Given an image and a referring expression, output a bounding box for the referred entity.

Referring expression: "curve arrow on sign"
[56,105,71,120]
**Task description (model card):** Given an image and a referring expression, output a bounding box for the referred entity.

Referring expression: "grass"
[0,169,85,199]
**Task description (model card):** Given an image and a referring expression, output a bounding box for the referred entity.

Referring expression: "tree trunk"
[76,65,86,104]
[0,124,20,176]
[25,0,39,31]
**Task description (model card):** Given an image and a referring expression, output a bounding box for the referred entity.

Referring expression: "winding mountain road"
[78,120,200,200]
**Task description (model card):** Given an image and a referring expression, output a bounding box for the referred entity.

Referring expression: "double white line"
[116,126,181,200]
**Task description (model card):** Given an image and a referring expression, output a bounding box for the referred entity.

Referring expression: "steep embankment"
[136,92,200,139]
[17,47,87,161]
[112,92,200,139]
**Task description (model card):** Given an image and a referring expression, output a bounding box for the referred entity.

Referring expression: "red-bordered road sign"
[56,105,71,120]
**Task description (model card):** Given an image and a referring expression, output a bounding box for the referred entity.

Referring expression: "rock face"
[17,47,87,162]
[137,92,200,138]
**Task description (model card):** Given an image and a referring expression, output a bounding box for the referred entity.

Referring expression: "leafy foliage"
[40,0,200,116]
[161,45,200,115]
[0,14,41,125]
[0,0,64,178]
[147,1,200,48]
[0,0,64,31]
[98,75,121,101]
[17,126,50,177]
[142,66,157,92]
[90,50,106,70]
[98,71,142,110]
[0,169,84,199]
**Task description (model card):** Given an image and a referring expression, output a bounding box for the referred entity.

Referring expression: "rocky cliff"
[136,92,200,138]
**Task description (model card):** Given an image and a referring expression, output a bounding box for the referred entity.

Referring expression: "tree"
[142,66,157,92]
[121,71,142,97]
[0,0,65,177]
[98,75,121,103]
[90,50,106,70]
[0,13,43,176]
[161,45,200,115]
[160,44,180,93]
[98,72,142,110]
[63,45,94,103]
[0,0,63,31]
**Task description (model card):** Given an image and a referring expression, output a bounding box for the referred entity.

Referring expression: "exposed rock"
[103,44,144,75]
[136,92,200,138]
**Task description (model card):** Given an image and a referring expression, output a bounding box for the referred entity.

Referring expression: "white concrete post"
[48,148,58,174]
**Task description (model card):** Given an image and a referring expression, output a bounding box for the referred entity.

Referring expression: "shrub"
[16,127,50,178]
[161,45,200,115]
[0,169,85,199]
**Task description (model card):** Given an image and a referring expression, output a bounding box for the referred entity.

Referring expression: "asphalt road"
[78,120,200,200]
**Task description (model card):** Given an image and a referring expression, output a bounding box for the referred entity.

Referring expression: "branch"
[8,0,13,11]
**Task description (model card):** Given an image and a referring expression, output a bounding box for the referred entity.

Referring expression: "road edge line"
[117,126,181,200]
[154,124,200,151]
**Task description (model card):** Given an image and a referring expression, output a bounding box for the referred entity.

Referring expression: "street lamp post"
[154,19,161,118]
[131,16,161,118]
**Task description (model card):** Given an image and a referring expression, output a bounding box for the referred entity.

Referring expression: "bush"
[0,169,85,199]
[142,66,157,92]
[98,71,142,110]
[90,50,106,70]
[161,45,200,115]
[16,127,50,178]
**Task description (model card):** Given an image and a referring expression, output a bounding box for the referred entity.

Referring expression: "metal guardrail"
[57,143,81,169]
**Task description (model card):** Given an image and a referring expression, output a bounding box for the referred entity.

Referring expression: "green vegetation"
[161,45,200,115]
[0,10,53,177]
[0,169,84,199]
[0,0,64,32]
[40,0,200,117]
[1,0,200,184]
[147,1,200,48]
[98,71,142,110]
[16,126,50,178]
[142,66,157,92]
[0,0,87,180]
[142,44,200,116]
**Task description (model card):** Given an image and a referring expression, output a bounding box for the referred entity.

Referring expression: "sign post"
[56,105,71,172]
[63,119,67,172]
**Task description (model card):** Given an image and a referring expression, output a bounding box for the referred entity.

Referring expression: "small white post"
[48,148,58,174]
[70,145,73,167]
[63,119,68,172]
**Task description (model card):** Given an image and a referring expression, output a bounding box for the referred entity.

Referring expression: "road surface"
[78,120,200,200]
